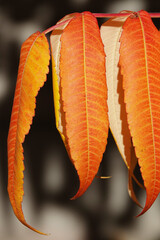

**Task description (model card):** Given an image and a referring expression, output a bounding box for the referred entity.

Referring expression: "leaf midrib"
[82,14,90,187]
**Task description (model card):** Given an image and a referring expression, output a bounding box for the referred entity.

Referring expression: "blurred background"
[1,0,160,239]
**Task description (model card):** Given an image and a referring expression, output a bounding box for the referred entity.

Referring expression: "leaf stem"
[149,12,160,18]
[43,12,160,35]
[93,13,131,18]
[93,12,160,18]
[43,19,71,34]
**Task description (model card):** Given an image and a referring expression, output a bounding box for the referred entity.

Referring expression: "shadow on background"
[1,0,160,239]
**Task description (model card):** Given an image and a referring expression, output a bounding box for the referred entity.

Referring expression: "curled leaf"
[100,12,142,207]
[7,31,50,233]
[50,13,75,143]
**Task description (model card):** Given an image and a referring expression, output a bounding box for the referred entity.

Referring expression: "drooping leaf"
[119,10,160,215]
[7,31,50,233]
[100,13,142,207]
[100,14,130,166]
[51,11,109,199]
[50,13,75,144]
[128,143,143,208]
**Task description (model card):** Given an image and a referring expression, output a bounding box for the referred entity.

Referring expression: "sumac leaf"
[100,12,142,207]
[51,11,109,199]
[7,31,50,233]
[119,10,160,215]
[50,13,75,144]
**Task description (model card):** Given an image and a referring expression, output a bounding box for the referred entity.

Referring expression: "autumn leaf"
[51,11,109,199]
[100,12,143,207]
[50,13,75,144]
[7,31,50,233]
[119,10,160,215]
[100,14,131,171]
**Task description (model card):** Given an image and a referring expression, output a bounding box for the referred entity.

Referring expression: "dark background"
[1,0,160,239]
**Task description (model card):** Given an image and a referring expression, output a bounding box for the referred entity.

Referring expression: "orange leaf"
[7,31,50,233]
[119,10,160,215]
[54,11,109,199]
